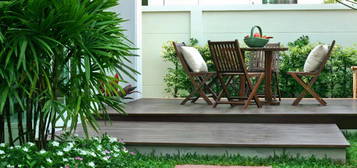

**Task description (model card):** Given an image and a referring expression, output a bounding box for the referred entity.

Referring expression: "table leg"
[239,51,246,98]
[264,51,279,105]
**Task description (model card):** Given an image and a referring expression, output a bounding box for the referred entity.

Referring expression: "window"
[263,0,297,4]
[142,0,148,6]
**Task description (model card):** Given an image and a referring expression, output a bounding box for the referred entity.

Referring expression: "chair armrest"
[191,72,216,76]
[287,71,319,77]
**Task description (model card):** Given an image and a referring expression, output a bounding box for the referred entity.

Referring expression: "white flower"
[6,165,14,168]
[39,150,46,154]
[63,143,73,152]
[51,141,60,147]
[22,147,29,152]
[97,145,102,151]
[63,158,68,162]
[0,143,5,147]
[46,158,52,163]
[113,153,119,157]
[103,156,109,161]
[113,147,120,152]
[123,147,128,153]
[89,152,96,157]
[57,151,64,156]
[63,147,71,152]
[0,150,5,155]
[109,137,117,143]
[27,142,35,147]
[79,150,88,155]
[15,145,20,149]
[88,162,95,167]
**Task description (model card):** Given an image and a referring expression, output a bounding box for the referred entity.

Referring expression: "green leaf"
[0,87,9,114]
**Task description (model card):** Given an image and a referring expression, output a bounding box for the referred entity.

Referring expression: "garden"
[0,133,356,167]
[1,0,357,167]
[162,36,357,98]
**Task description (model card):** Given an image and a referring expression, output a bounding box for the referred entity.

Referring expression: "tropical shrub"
[162,36,357,98]
[0,0,136,147]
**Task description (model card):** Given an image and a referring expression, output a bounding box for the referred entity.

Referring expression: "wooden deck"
[75,98,357,161]
[80,122,349,148]
[105,98,357,129]
[76,121,349,161]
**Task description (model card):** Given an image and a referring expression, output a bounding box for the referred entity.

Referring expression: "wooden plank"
[117,98,357,115]
[103,99,357,129]
[76,122,349,148]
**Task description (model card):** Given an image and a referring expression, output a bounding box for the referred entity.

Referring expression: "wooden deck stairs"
[76,98,356,162]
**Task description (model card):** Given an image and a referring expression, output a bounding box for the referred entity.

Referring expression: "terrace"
[1,0,357,167]
[80,0,357,163]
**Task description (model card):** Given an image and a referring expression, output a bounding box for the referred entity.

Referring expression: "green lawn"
[123,132,357,168]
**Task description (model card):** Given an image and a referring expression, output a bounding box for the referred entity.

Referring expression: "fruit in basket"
[244,26,270,48]
[262,35,273,39]
[245,33,273,39]
[254,33,261,38]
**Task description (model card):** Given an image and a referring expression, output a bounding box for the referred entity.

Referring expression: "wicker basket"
[244,25,269,48]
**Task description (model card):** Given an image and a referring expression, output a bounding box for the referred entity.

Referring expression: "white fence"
[148,0,324,6]
[141,4,357,98]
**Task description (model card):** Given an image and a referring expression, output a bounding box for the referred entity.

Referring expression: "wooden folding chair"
[287,40,336,106]
[172,42,217,105]
[208,40,265,109]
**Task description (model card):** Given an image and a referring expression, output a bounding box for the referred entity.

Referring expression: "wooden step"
[104,98,357,129]
[103,98,357,129]
[76,121,349,161]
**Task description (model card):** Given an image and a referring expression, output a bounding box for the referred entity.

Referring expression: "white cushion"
[181,46,208,73]
[303,45,329,72]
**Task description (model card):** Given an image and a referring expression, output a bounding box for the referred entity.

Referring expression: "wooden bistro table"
[241,47,288,105]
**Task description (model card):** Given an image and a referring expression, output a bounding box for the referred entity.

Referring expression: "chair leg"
[204,75,218,101]
[244,73,265,109]
[182,75,213,105]
[191,74,217,103]
[292,76,319,105]
[214,75,234,108]
[290,74,326,106]
[243,73,262,108]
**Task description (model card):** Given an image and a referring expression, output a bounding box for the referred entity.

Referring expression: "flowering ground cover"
[0,133,356,168]
[0,135,132,168]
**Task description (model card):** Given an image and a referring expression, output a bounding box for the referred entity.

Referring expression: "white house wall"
[141,4,357,98]
[111,0,142,100]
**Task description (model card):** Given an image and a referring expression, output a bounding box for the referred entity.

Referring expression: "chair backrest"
[208,40,246,73]
[172,42,193,74]
[249,43,281,71]
[314,40,336,75]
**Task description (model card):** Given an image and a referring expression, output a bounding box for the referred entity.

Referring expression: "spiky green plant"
[0,0,136,147]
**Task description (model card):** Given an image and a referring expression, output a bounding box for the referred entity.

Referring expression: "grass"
[122,132,357,168]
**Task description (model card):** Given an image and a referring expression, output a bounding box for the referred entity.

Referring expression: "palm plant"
[0,0,136,147]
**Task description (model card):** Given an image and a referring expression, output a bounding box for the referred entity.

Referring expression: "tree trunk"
[0,114,4,143]
[26,99,33,142]
[5,104,14,146]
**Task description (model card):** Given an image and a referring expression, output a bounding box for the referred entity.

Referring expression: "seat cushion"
[303,45,329,72]
[181,46,208,72]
